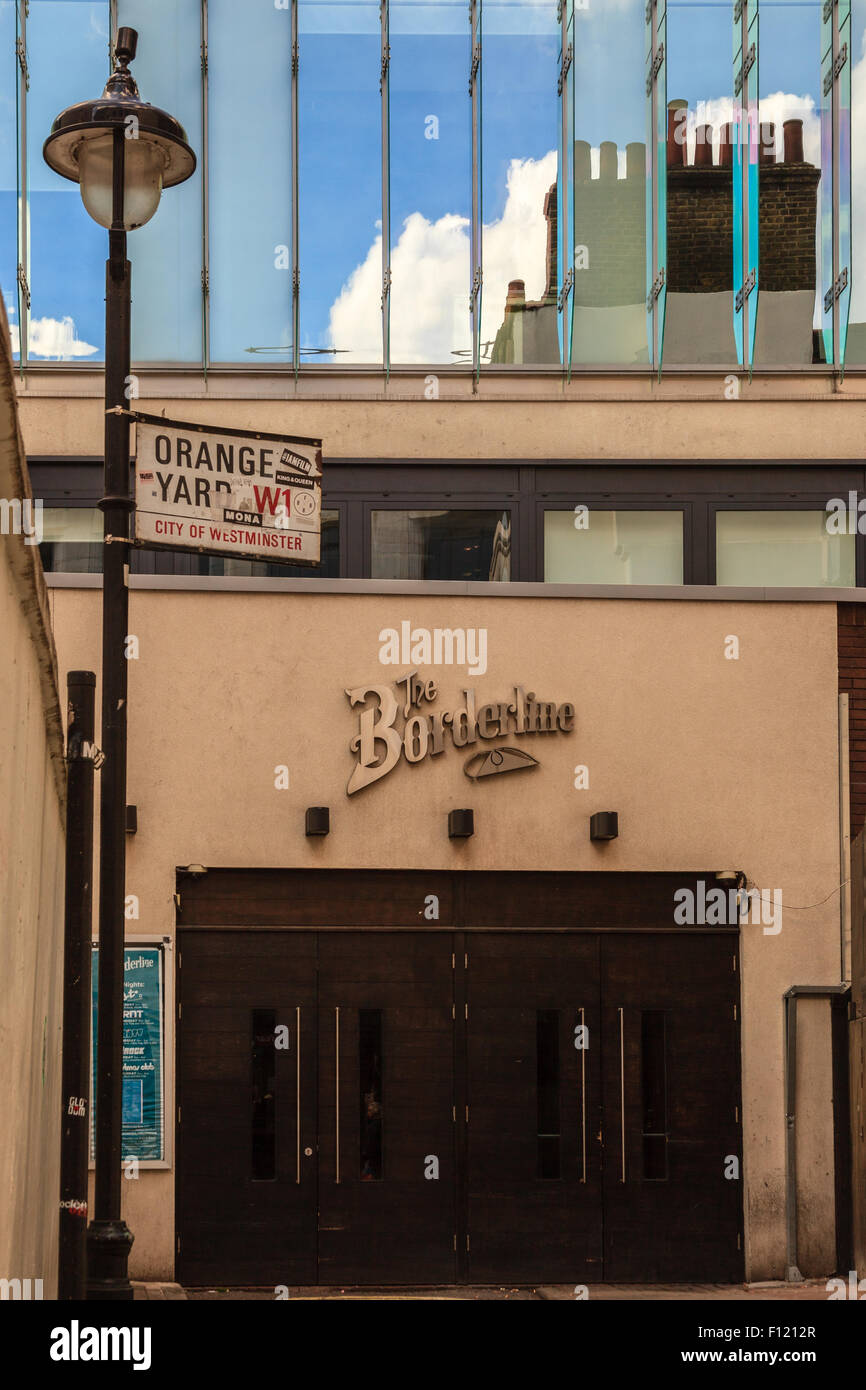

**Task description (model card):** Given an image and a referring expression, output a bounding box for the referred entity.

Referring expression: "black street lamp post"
[44,27,195,1300]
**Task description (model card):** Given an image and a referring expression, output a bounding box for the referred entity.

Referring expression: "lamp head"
[42,27,196,230]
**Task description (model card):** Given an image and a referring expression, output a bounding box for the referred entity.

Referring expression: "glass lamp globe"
[77,132,168,230]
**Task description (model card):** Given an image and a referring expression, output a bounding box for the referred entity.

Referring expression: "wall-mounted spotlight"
[590,811,618,842]
[305,807,330,837]
[180,864,208,878]
[449,809,474,839]
[125,804,137,835]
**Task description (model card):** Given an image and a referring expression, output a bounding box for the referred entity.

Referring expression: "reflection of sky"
[27,0,108,358]
[0,0,850,364]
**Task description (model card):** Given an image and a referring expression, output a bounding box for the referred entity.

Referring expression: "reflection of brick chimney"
[542,185,557,304]
[666,103,820,295]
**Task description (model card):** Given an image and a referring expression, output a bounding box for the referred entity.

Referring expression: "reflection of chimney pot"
[626,141,645,181]
[599,141,618,180]
[783,118,804,163]
[759,121,776,164]
[667,99,688,168]
[506,280,526,307]
[574,139,592,182]
[694,125,713,167]
[719,122,734,167]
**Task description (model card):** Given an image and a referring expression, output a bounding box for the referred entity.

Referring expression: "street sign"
[132,413,323,566]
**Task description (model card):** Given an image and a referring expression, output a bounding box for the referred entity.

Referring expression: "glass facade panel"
[755,0,824,366]
[641,1010,668,1181]
[6,4,861,371]
[371,508,511,580]
[572,0,646,366]
[544,510,683,584]
[38,506,102,572]
[208,0,292,364]
[27,0,107,362]
[389,1,471,366]
[359,1009,383,1181]
[536,1010,560,1181]
[716,510,855,585]
[664,0,737,365]
[251,1009,277,1182]
[298,0,381,364]
[482,1,560,368]
[0,1,17,356]
[845,0,866,363]
[117,0,203,363]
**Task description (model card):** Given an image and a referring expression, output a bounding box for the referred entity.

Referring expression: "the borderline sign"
[133,412,323,566]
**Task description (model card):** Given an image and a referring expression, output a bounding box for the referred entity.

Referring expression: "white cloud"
[11,315,99,360]
[328,152,557,364]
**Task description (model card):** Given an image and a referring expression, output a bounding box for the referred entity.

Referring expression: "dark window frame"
[27,457,866,587]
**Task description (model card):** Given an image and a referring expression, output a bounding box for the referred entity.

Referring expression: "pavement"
[133,1280,836,1301]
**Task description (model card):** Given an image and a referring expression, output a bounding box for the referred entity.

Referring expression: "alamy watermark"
[0,497,43,546]
[674,880,782,934]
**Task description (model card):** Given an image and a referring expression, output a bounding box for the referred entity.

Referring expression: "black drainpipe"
[784,984,851,1282]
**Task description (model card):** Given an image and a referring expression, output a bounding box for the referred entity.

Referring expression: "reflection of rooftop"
[491,110,822,366]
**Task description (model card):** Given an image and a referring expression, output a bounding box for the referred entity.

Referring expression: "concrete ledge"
[44,572,866,603]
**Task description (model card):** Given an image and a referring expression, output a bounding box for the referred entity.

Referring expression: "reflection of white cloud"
[12,315,99,360]
[328,152,556,363]
[479,151,558,348]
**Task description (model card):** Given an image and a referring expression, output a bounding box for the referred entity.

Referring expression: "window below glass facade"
[715,510,855,587]
[31,460,866,588]
[39,507,103,573]
[371,509,511,581]
[544,509,683,585]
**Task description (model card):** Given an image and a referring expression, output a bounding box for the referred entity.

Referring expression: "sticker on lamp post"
[132,413,323,566]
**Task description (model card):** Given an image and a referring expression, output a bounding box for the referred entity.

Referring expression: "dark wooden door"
[316,932,457,1284]
[176,930,318,1286]
[177,923,742,1285]
[600,933,742,1280]
[464,933,604,1282]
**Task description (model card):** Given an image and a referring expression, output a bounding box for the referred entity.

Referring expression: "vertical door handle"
[579,1006,587,1184]
[335,1006,341,1184]
[618,1006,626,1183]
[295,1006,301,1184]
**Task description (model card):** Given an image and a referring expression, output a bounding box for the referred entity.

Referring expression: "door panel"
[316,933,457,1284]
[601,933,742,1281]
[177,931,318,1286]
[177,925,742,1285]
[465,934,603,1282]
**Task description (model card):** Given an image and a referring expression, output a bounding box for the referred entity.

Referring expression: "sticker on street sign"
[132,413,323,566]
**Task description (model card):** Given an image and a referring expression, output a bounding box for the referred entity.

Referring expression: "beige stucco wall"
[47,586,843,1282]
[0,311,66,1300]
[14,372,866,462]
